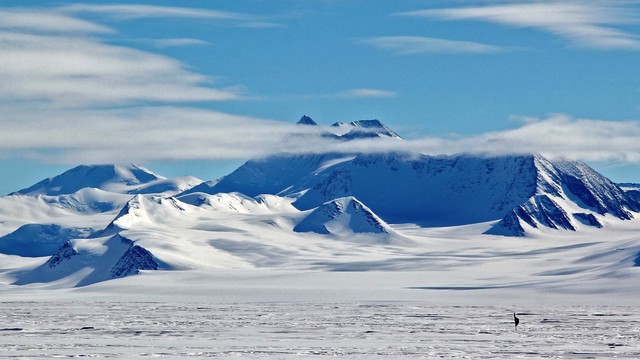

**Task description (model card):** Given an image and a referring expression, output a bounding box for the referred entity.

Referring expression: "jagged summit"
[12,164,163,196]
[296,115,318,126]
[486,155,638,236]
[331,119,402,139]
[291,115,401,140]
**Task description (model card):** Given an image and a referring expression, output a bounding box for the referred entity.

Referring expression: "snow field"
[0,301,638,359]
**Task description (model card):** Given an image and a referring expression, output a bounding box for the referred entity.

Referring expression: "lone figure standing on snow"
[514,312,520,330]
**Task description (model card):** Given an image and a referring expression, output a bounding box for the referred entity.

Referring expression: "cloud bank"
[0,8,241,107]
[3,106,640,166]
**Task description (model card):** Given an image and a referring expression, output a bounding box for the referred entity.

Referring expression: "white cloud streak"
[143,38,210,48]
[337,88,397,99]
[362,36,503,54]
[60,4,249,21]
[300,88,397,100]
[0,105,321,163]
[0,10,111,33]
[400,1,640,50]
[59,3,281,27]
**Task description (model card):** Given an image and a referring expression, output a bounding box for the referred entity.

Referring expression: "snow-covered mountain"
[196,151,638,233]
[331,119,402,139]
[2,118,640,287]
[0,165,202,261]
[294,196,394,236]
[14,234,159,287]
[12,164,161,196]
[11,164,201,197]
[487,156,639,236]
[296,115,318,126]
[289,115,402,140]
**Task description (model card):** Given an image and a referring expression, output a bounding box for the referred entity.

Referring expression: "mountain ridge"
[2,116,640,286]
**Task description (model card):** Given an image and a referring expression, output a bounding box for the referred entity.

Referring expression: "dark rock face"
[487,156,638,236]
[527,195,575,231]
[562,174,634,219]
[488,195,575,236]
[296,115,318,126]
[572,213,603,228]
[623,189,640,205]
[47,242,78,268]
[489,211,526,237]
[110,245,158,279]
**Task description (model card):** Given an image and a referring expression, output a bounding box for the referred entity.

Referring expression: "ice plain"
[1,281,640,359]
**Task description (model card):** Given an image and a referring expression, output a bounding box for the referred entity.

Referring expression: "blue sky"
[3,0,640,193]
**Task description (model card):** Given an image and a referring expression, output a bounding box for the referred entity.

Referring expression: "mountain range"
[2,116,640,286]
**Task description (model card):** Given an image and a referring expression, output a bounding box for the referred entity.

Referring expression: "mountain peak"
[331,119,402,139]
[349,119,385,128]
[293,196,392,235]
[12,164,163,196]
[296,115,318,126]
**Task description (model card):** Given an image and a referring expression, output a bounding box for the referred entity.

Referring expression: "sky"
[3,0,640,193]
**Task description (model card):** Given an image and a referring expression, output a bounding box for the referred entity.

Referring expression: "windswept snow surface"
[0,299,639,359]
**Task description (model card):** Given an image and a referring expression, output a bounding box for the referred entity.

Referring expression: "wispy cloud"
[362,36,503,54]
[143,38,210,48]
[337,88,397,99]
[60,4,248,21]
[299,88,397,100]
[0,106,297,163]
[59,3,281,28]
[0,10,111,33]
[400,1,640,50]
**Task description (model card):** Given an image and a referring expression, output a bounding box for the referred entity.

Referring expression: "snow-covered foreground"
[1,297,639,359]
[0,268,639,358]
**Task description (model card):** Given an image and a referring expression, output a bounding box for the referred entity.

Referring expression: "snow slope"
[12,164,162,196]
[186,153,352,197]
[294,196,394,237]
